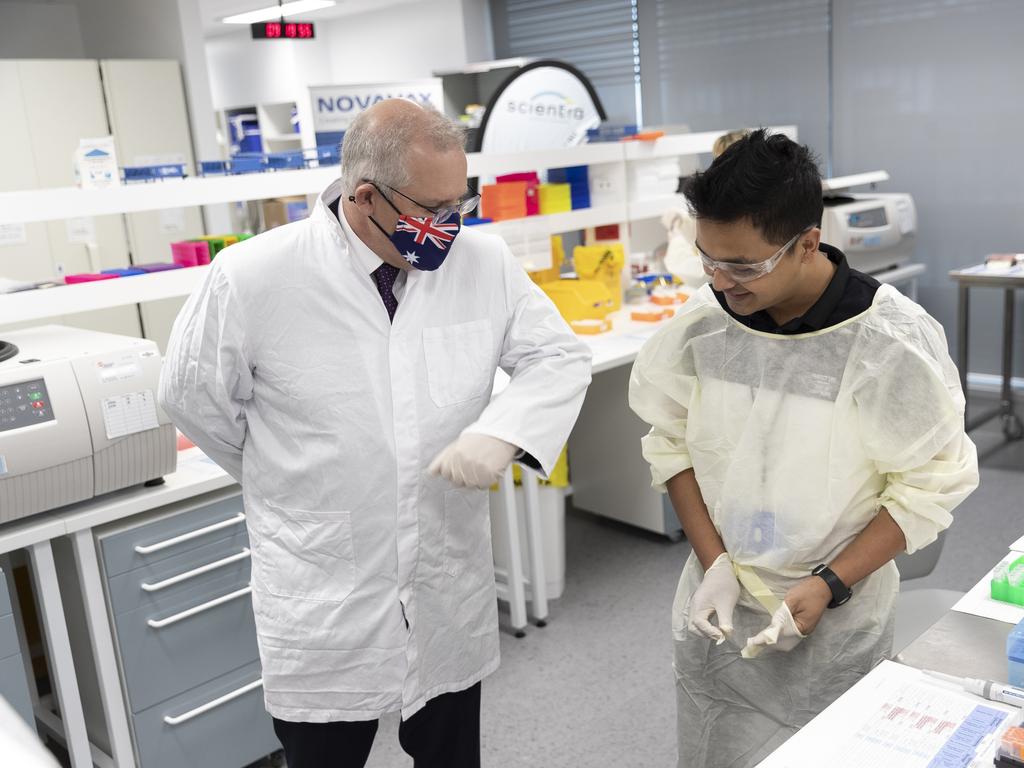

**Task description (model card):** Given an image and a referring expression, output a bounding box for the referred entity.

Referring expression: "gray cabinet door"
[132,661,280,768]
[0,653,34,729]
[0,569,12,616]
[100,495,245,577]
[112,573,260,713]
[0,614,19,660]
[105,529,250,617]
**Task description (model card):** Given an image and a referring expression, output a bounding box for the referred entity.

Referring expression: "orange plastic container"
[481,181,529,221]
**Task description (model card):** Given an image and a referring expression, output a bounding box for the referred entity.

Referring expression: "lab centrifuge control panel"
[0,379,54,432]
[847,207,888,229]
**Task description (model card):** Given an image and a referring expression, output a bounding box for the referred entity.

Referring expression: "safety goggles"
[370,181,480,225]
[697,225,815,284]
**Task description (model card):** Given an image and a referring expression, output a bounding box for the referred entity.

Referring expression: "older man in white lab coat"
[159,100,591,768]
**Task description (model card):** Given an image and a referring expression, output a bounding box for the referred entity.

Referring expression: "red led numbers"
[251,21,315,39]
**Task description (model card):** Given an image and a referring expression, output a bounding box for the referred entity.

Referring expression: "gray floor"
[267,398,1023,768]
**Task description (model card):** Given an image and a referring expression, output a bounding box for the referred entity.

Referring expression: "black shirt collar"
[712,243,851,335]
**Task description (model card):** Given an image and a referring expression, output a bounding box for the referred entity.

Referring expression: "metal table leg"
[498,467,528,638]
[1001,288,1024,440]
[520,468,549,626]
[28,541,93,768]
[958,283,970,426]
[70,530,136,767]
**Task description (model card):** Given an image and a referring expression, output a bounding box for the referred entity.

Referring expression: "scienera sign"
[505,91,586,122]
[309,79,444,133]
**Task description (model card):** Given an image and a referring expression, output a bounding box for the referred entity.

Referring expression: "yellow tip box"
[541,279,615,324]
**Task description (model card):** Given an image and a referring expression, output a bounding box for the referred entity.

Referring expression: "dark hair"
[682,129,823,246]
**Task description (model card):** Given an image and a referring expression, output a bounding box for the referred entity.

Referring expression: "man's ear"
[800,227,822,262]
[349,182,376,215]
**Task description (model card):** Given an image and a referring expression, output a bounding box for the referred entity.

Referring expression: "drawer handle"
[134,512,246,555]
[163,678,263,726]
[147,586,252,629]
[140,548,251,592]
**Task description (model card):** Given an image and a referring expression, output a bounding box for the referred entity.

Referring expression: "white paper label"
[76,137,120,189]
[66,217,97,245]
[102,390,159,440]
[0,223,27,247]
[159,208,186,235]
[0,455,7,476]
[99,364,141,384]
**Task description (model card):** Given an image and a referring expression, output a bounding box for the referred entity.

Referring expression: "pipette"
[923,669,1024,708]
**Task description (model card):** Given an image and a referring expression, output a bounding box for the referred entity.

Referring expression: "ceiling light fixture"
[222,0,335,25]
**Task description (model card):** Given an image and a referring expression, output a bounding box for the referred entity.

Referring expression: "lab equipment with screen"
[820,176,917,276]
[0,326,176,524]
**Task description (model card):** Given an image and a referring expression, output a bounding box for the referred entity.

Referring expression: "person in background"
[630,129,978,767]
[160,99,591,768]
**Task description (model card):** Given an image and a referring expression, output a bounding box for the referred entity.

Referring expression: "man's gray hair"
[341,102,466,196]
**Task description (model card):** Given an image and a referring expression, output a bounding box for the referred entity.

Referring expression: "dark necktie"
[373,263,400,321]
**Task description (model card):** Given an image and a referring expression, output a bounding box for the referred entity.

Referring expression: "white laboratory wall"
[832,0,1024,379]
[0,1,85,59]
[206,32,333,110]
[322,0,469,83]
[206,0,489,112]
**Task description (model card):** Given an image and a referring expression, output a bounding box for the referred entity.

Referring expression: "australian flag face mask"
[357,185,462,272]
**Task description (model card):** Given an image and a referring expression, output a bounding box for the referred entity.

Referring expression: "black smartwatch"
[812,564,852,608]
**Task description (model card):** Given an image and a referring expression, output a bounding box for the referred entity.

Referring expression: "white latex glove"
[428,433,518,490]
[742,602,806,658]
[688,553,741,644]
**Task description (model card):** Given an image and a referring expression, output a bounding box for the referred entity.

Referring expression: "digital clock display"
[251,21,316,39]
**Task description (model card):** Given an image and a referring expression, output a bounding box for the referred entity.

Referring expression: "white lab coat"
[159,180,591,722]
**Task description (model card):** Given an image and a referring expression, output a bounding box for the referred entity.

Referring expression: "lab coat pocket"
[422,319,494,408]
[253,501,355,602]
[442,488,491,580]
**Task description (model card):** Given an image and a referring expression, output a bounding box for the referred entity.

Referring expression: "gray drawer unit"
[0,653,35,728]
[112,572,260,713]
[132,661,278,768]
[100,493,246,577]
[0,613,18,660]
[106,529,250,617]
[0,570,12,616]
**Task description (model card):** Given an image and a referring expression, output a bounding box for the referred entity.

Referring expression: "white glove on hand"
[428,433,518,490]
[688,553,741,645]
[742,602,806,658]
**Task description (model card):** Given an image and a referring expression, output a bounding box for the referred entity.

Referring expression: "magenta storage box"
[65,273,119,284]
[171,241,211,267]
[496,172,540,216]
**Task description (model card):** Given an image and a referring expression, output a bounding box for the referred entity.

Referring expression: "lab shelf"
[0,266,210,325]
[0,168,341,226]
[626,194,686,222]
[471,203,629,237]
[0,125,798,227]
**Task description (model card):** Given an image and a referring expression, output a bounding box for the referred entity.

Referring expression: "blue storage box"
[122,164,186,183]
[266,151,306,170]
[200,161,229,176]
[1009,617,1024,687]
[229,154,265,174]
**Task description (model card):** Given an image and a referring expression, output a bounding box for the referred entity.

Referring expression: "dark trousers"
[272,683,482,768]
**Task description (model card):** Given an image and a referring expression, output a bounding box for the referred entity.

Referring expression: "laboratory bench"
[952,264,1024,443]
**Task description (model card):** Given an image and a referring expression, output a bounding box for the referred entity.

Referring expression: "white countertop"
[0,312,671,551]
[0,449,236,553]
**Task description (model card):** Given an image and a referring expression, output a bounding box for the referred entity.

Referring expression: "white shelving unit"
[0,267,210,326]
[0,126,798,324]
[0,127,797,227]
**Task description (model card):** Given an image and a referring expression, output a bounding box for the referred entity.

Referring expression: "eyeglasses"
[369,181,480,224]
[696,226,815,284]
